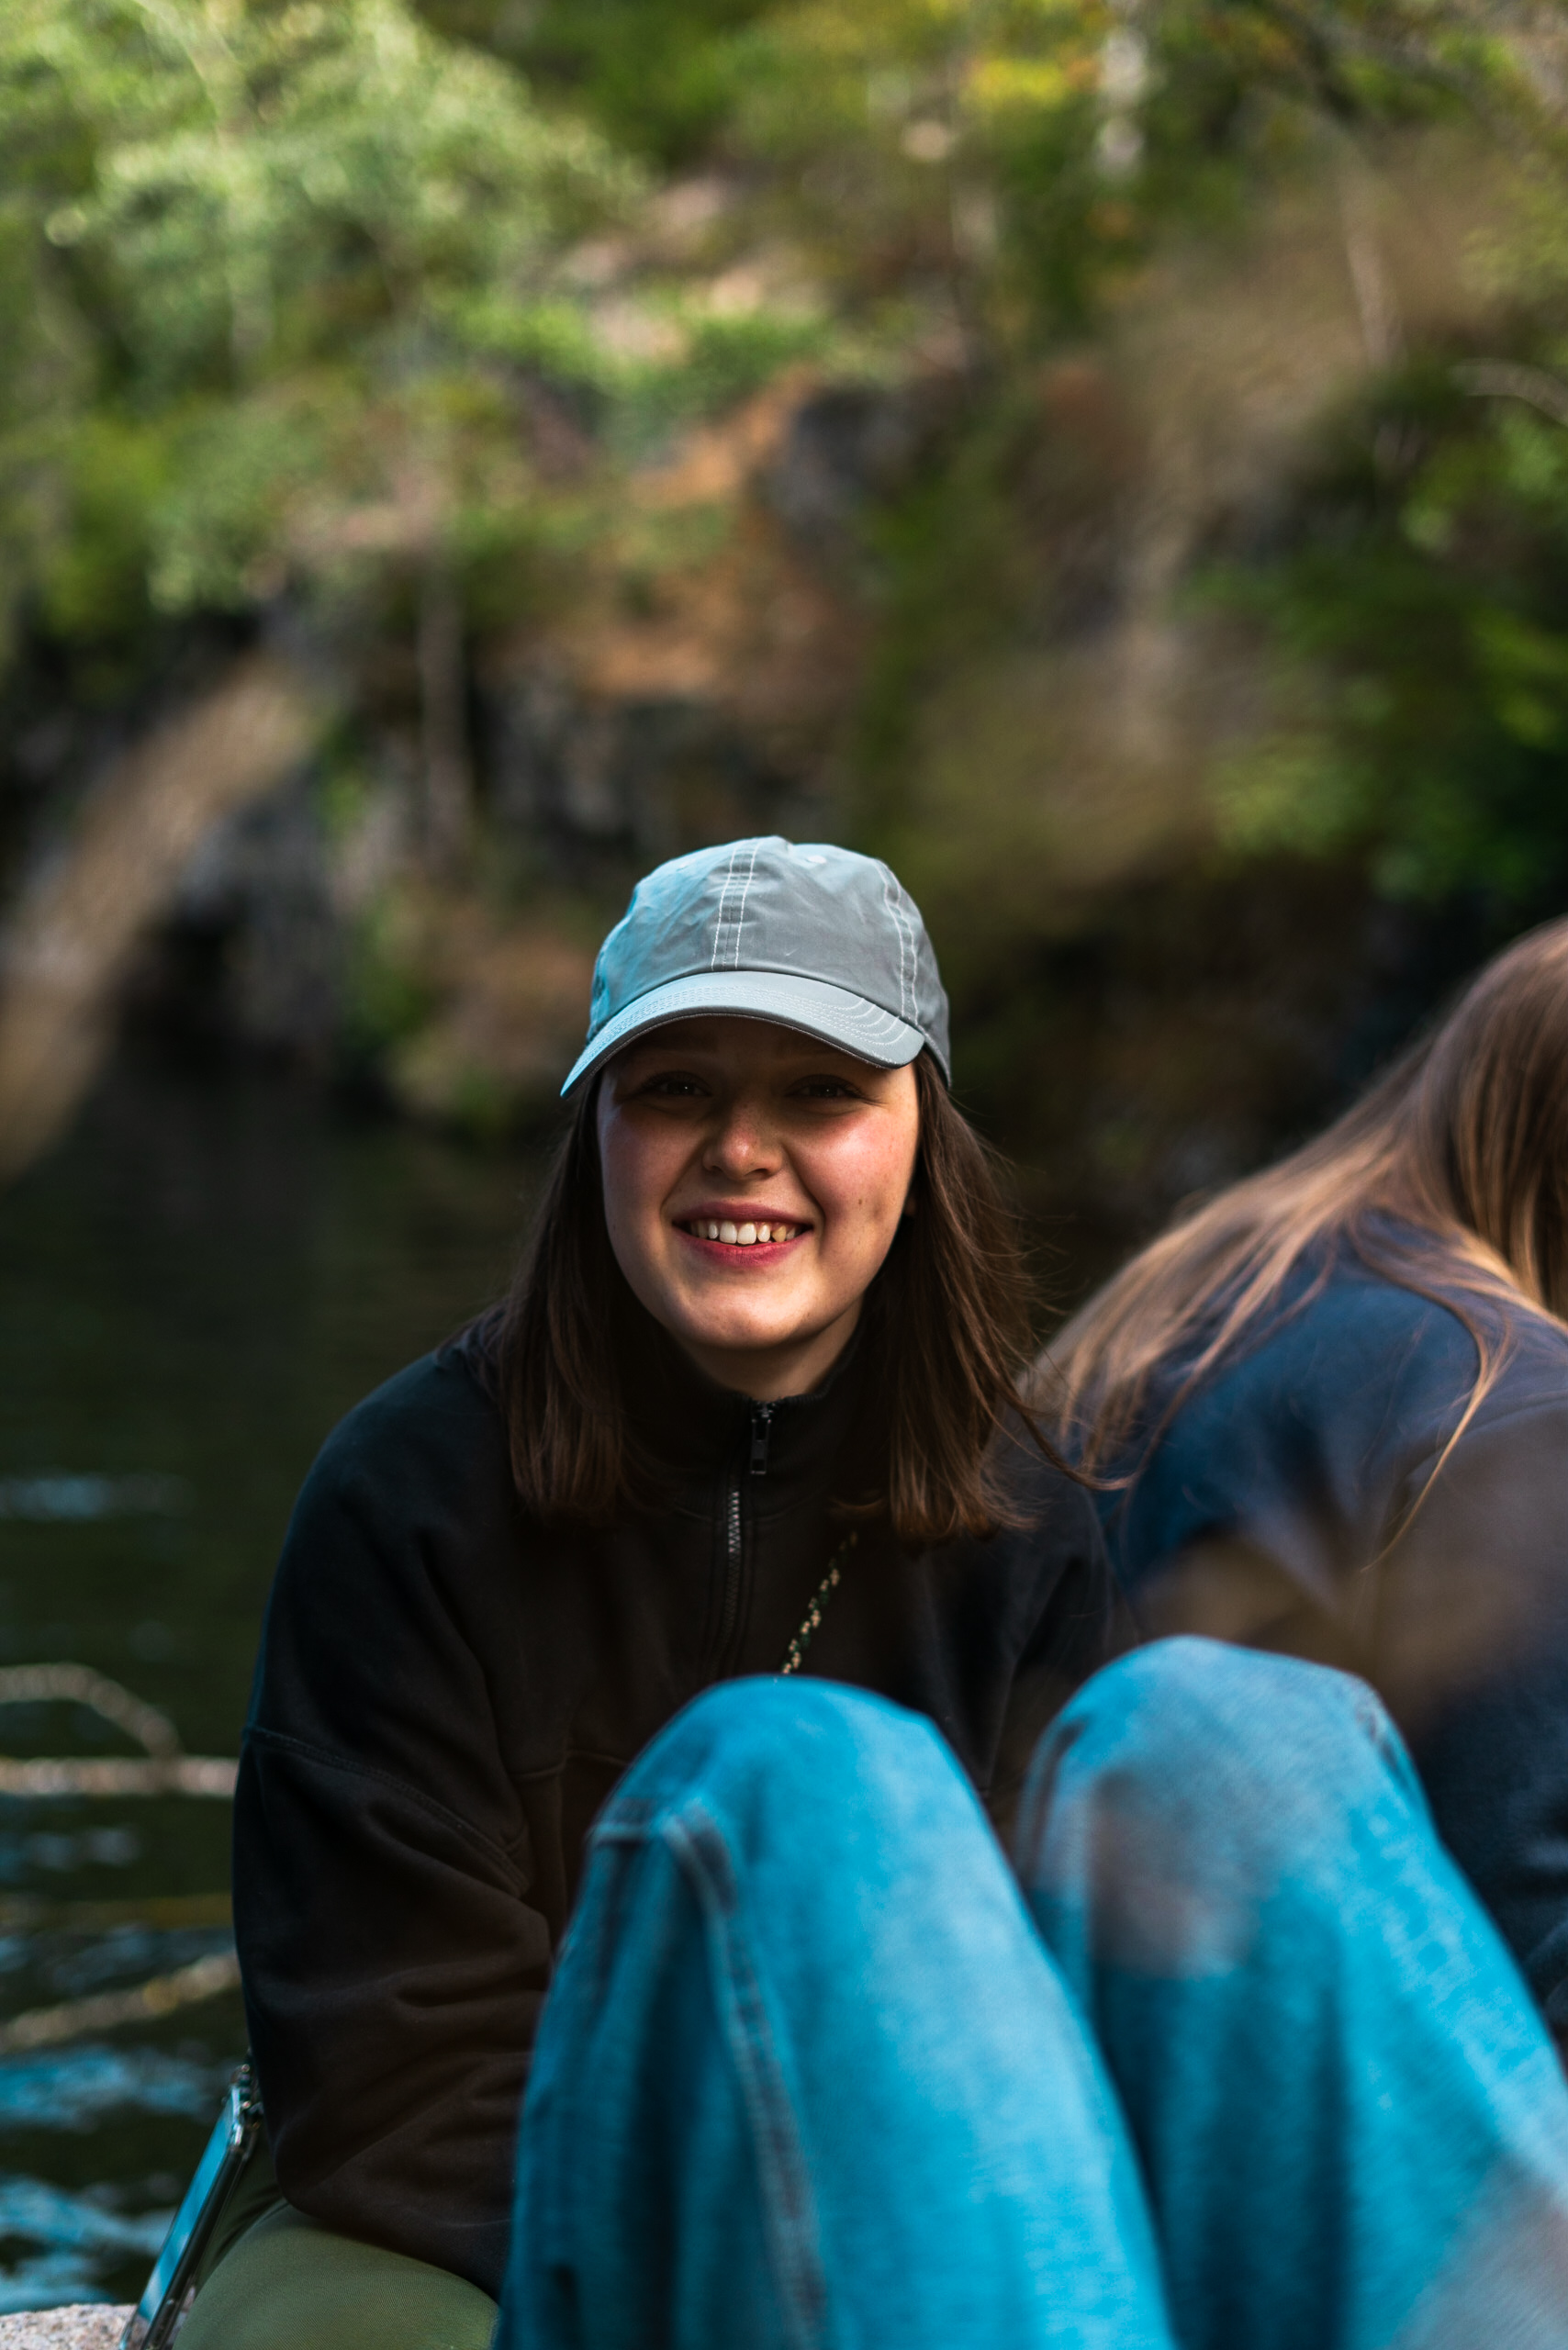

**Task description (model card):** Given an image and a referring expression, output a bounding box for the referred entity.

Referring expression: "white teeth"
[688,1216,800,1243]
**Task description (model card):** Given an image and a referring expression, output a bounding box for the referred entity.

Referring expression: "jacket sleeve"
[233,1358,547,2300]
[987,1468,1115,1839]
[1372,1392,1568,2052]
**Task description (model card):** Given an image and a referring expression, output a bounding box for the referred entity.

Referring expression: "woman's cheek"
[812,1174,901,1280]
[604,1121,675,1240]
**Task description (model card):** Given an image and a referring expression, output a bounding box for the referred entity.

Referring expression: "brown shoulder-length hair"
[1047,916,1568,1478]
[476,1050,1070,1546]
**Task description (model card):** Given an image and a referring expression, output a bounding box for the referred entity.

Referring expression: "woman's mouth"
[678,1218,805,1247]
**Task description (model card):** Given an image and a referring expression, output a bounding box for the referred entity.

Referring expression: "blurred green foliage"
[0,0,635,691]
[0,0,1540,630]
[422,0,772,163]
[5,0,1568,985]
[432,0,1568,956]
[1209,344,1568,914]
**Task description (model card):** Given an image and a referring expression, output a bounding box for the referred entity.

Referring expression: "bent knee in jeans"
[596,1673,979,1876]
[1023,1636,1418,1863]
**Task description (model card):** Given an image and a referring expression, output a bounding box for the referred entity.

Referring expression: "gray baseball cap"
[561,836,951,1094]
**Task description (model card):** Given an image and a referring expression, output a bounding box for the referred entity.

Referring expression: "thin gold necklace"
[778,1531,858,1677]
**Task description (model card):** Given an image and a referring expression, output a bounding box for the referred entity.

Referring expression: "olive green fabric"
[175,2199,498,2350]
[185,2130,286,2298]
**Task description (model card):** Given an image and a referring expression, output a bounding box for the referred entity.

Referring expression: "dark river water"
[0,1057,537,2310]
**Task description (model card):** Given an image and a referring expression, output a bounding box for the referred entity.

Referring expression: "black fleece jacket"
[233,1327,1106,2298]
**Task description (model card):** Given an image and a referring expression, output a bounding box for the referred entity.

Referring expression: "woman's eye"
[641,1073,707,1098]
[795,1079,859,1100]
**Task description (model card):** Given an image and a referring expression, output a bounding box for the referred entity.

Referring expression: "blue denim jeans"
[499,1639,1568,2349]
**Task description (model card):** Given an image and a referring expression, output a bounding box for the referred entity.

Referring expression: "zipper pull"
[749,1401,776,1477]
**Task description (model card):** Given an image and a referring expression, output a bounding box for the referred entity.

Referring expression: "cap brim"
[561,971,930,1095]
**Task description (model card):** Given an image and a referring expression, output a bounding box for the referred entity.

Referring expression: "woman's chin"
[679,1316,818,1361]
[667,1300,851,1371]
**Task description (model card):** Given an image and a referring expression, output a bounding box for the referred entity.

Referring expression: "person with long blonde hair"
[1050,914,1568,2045]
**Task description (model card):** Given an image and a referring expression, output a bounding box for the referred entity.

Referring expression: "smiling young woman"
[600,1019,919,1398]
[182,842,1568,2350]
[189,840,1105,2350]
[496,1009,1046,1546]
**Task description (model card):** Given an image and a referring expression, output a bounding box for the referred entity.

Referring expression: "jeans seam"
[663,1801,832,2350]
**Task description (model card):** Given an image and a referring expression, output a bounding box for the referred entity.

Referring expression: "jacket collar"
[624,1303,872,1503]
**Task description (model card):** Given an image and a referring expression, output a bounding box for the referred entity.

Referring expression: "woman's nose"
[703,1102,779,1177]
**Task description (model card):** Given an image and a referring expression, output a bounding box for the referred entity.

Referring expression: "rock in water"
[0,2311,132,2349]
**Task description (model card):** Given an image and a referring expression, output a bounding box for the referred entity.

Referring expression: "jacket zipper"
[716,1479,744,1665]
[716,1403,774,1670]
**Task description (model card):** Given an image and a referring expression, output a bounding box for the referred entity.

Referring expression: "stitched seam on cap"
[882,866,915,1022]
[572,979,915,1075]
[727,839,761,968]
[896,872,915,1020]
[609,995,902,1039]
[711,841,745,969]
[613,976,905,1026]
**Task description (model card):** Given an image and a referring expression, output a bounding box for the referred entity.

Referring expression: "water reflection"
[6,1831,140,1881]
[0,1052,538,2305]
[0,2047,219,2131]
[0,1483,194,1526]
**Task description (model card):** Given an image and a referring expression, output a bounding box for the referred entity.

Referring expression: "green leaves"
[3,0,1565,931]
[0,0,635,677]
[1206,344,1568,911]
[16,0,632,384]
